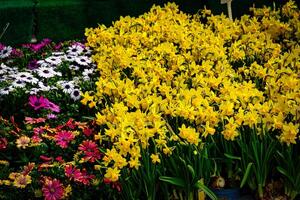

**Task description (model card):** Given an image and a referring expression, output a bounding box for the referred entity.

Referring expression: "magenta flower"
[42,178,64,200]
[54,130,75,148]
[0,43,4,51]
[47,101,60,113]
[78,140,101,163]
[27,59,39,70]
[65,165,82,181]
[28,95,60,113]
[47,114,57,119]
[28,95,49,110]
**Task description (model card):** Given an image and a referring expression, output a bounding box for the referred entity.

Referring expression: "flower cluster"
[0,41,97,102]
[84,1,300,182]
[0,113,108,199]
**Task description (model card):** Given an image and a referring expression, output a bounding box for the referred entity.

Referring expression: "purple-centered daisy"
[28,95,49,110]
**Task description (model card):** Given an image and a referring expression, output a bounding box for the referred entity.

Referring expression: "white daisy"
[24,76,39,84]
[0,68,8,75]
[82,47,92,56]
[38,82,51,91]
[61,81,75,94]
[15,72,34,81]
[27,88,40,95]
[37,60,47,66]
[52,52,65,57]
[45,56,63,66]
[36,66,57,78]
[0,46,13,59]
[69,64,80,71]
[70,88,81,101]
[63,55,75,62]
[75,56,92,66]
[0,86,14,95]
[0,63,8,70]
[67,45,84,55]
[12,80,26,88]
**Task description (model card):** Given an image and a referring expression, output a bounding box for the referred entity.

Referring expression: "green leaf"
[159,176,185,188]
[187,165,195,179]
[194,180,218,200]
[240,162,253,188]
[277,166,294,184]
[224,153,241,160]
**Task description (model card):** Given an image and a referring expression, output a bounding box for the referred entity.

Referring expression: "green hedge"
[0,0,34,45]
[35,0,87,41]
[0,0,294,44]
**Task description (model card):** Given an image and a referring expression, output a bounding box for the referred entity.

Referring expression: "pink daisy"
[28,95,49,110]
[42,178,64,200]
[65,165,82,181]
[54,131,75,148]
[78,140,101,163]
[46,102,60,113]
[76,169,95,185]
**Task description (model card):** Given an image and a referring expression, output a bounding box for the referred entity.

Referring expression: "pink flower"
[0,138,8,150]
[47,114,57,119]
[65,165,94,185]
[25,117,46,124]
[65,165,82,181]
[78,140,101,163]
[42,178,64,200]
[28,95,49,111]
[47,102,60,113]
[28,95,60,113]
[54,131,75,148]
[77,169,95,185]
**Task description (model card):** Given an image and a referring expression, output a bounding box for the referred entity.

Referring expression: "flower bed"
[1,1,300,200]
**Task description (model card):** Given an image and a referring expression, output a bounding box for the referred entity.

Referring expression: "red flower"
[0,138,8,150]
[78,140,101,163]
[76,169,95,185]
[65,165,94,185]
[65,165,82,181]
[83,127,93,137]
[42,178,64,200]
[65,119,76,129]
[54,131,75,148]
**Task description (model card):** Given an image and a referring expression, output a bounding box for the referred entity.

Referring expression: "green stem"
[258,184,264,199]
[290,190,298,200]
[188,191,194,200]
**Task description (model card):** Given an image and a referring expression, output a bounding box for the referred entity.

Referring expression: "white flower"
[75,56,92,66]
[67,45,84,55]
[28,88,40,95]
[12,80,26,88]
[36,67,57,78]
[45,56,63,66]
[24,76,39,84]
[0,86,14,95]
[69,64,80,71]
[70,88,81,101]
[38,82,51,91]
[37,60,48,67]
[63,55,76,62]
[61,81,75,94]
[82,47,92,56]
[0,68,8,75]
[0,46,13,59]
[15,72,34,81]
[0,63,8,70]
[52,52,65,57]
